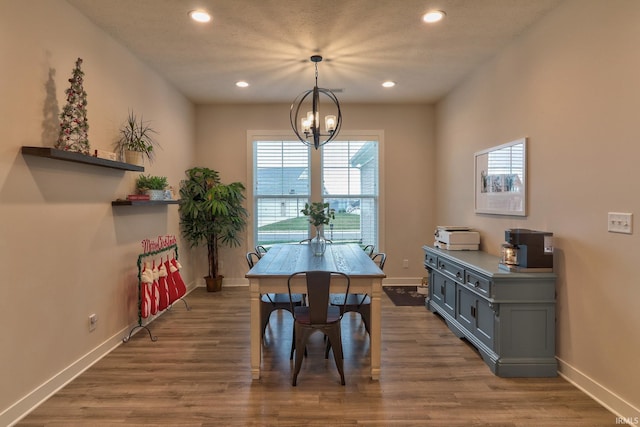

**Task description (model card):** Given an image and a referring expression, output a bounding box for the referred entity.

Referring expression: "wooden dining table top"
[245,243,386,279]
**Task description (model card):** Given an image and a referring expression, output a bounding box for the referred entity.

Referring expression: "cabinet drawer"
[436,257,464,283]
[425,251,437,268]
[465,271,491,297]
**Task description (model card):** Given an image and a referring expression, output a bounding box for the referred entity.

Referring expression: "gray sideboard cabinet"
[423,246,557,377]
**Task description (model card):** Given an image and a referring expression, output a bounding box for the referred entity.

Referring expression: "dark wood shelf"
[21,146,144,172]
[112,199,179,206]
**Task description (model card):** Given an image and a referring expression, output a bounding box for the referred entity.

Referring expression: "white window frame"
[247,130,384,251]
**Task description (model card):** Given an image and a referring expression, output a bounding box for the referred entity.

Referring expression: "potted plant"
[178,167,248,292]
[115,110,160,165]
[135,174,168,200]
[301,202,335,256]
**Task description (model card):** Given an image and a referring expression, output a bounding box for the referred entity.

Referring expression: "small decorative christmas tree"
[56,57,90,154]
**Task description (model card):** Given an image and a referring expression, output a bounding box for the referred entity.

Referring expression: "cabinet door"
[457,287,495,350]
[432,273,456,318]
[456,286,475,331]
[475,299,495,349]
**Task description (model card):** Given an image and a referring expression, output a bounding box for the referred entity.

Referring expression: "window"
[251,134,380,249]
[253,140,309,244]
[321,140,378,246]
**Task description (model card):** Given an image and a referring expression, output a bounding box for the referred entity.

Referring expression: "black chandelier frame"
[289,55,342,150]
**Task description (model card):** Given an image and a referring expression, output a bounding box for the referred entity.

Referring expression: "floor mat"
[383,286,427,306]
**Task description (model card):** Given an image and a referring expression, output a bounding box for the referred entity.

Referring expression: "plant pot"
[205,275,223,292]
[124,150,144,166]
[146,189,165,200]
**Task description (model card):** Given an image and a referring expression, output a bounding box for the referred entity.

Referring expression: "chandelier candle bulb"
[302,117,311,133]
[325,115,336,132]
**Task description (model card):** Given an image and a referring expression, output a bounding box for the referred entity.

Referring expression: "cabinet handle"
[470,306,476,318]
[474,281,480,287]
[456,272,461,279]
[440,284,445,295]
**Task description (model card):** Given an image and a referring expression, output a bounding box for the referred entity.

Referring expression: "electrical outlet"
[608,212,633,234]
[402,259,409,268]
[89,314,98,332]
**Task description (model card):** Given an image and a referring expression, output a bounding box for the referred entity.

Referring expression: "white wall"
[194,103,436,285]
[0,1,196,424]
[435,0,639,418]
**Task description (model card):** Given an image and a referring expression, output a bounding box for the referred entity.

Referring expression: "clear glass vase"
[311,226,327,256]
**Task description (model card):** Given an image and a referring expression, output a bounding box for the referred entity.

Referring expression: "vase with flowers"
[301,201,335,256]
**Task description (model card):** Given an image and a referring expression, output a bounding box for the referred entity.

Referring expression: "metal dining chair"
[288,270,351,386]
[255,245,268,258]
[363,244,375,258]
[246,252,303,338]
[330,252,386,335]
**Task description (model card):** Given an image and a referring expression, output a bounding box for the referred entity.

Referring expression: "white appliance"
[434,226,480,250]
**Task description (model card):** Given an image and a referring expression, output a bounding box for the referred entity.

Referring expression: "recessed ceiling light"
[422,10,445,23]
[236,81,249,88]
[382,81,396,88]
[189,10,211,23]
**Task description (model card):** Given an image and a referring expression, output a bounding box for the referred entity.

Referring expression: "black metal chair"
[246,252,303,338]
[362,244,375,258]
[299,237,333,244]
[330,252,386,335]
[255,245,268,258]
[288,270,351,386]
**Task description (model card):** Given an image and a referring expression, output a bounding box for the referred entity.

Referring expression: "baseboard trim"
[3,283,198,427]
[557,357,639,422]
[2,328,124,427]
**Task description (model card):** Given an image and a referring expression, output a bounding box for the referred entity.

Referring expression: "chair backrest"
[363,245,375,257]
[255,245,267,259]
[246,252,260,269]
[372,252,386,270]
[288,271,350,324]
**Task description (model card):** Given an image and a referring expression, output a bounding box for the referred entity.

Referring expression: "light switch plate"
[608,212,633,234]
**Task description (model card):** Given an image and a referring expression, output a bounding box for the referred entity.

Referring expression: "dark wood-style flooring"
[18,287,615,426]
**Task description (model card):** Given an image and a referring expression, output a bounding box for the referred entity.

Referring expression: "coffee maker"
[500,229,554,272]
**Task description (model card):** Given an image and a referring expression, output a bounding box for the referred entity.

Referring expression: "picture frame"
[474,137,527,216]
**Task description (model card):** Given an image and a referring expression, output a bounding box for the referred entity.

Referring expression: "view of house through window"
[252,138,379,249]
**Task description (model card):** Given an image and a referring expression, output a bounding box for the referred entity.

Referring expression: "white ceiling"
[66,0,563,104]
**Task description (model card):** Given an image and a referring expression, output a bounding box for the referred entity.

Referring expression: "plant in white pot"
[135,175,168,200]
[115,111,160,166]
[178,167,248,292]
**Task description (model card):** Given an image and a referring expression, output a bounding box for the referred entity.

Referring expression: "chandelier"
[290,55,342,149]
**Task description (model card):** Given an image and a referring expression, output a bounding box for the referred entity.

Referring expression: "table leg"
[370,278,382,380]
[250,279,261,379]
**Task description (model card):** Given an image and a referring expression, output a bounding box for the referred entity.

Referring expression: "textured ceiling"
[66,0,563,104]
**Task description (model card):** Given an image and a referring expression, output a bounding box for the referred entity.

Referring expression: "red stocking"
[150,261,160,315]
[158,259,170,311]
[140,263,153,319]
[171,258,187,298]
[166,259,179,304]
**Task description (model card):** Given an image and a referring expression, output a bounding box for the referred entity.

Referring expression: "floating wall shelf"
[111,200,179,206]
[21,146,144,172]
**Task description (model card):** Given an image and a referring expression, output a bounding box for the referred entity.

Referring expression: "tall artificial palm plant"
[178,167,248,292]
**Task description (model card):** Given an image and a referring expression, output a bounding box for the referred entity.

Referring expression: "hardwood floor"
[18,287,615,426]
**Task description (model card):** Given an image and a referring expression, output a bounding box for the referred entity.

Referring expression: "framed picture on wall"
[474,137,527,216]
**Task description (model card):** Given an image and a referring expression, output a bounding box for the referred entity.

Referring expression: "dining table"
[245,243,386,380]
